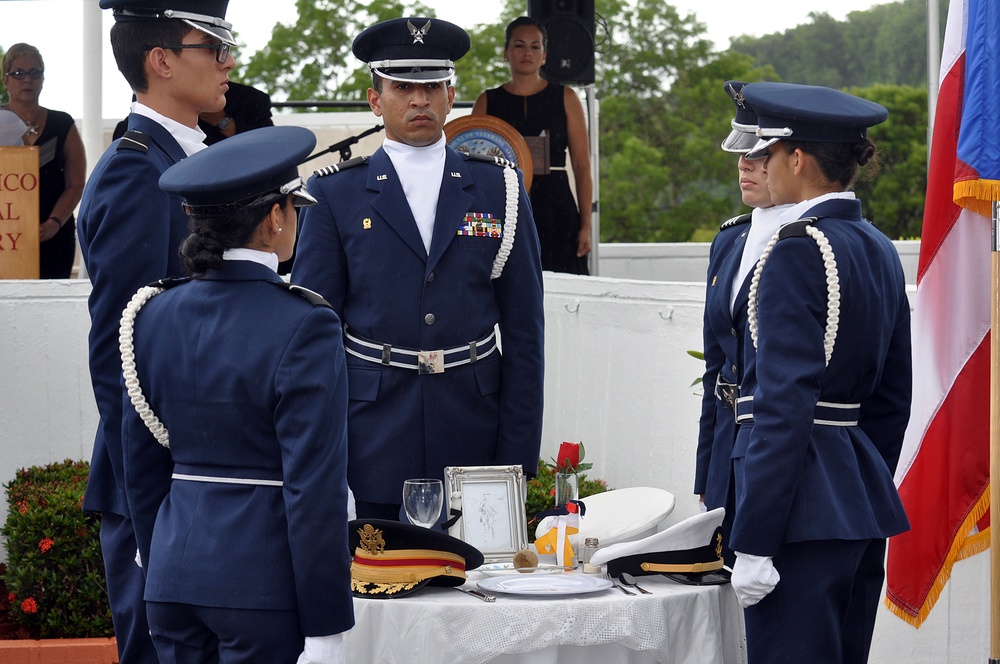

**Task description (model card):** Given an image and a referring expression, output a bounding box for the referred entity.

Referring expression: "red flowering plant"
[1,459,112,638]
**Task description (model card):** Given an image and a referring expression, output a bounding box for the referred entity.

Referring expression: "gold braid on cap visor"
[351,548,467,596]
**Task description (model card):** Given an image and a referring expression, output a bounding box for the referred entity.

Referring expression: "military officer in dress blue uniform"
[293,17,545,520]
[728,82,912,664]
[695,81,795,566]
[77,4,236,661]
[121,126,354,664]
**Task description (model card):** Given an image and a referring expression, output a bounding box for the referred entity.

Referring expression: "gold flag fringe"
[954,179,1000,218]
[884,487,990,628]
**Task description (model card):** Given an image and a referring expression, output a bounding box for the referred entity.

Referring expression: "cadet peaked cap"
[349,518,485,598]
[742,81,888,159]
[353,17,471,83]
[590,508,726,582]
[99,0,235,45]
[721,80,760,154]
[158,126,317,213]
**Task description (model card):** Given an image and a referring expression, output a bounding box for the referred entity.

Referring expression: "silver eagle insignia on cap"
[408,19,431,44]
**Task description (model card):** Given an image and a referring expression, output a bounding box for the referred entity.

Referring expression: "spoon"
[620,572,653,595]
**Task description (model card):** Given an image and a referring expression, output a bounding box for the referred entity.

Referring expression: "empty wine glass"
[402,478,443,528]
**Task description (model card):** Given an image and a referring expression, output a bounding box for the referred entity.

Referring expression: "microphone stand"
[305,124,384,163]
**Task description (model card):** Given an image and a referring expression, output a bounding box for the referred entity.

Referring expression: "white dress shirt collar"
[131,101,208,157]
[222,248,279,273]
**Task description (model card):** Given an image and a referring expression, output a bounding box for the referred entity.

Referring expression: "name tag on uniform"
[457,213,503,238]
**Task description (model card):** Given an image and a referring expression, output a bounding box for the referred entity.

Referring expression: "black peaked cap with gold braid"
[349,519,484,598]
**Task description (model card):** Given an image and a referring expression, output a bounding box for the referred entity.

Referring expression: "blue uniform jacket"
[122,260,354,636]
[730,198,911,556]
[78,113,192,516]
[695,214,751,510]
[292,146,545,504]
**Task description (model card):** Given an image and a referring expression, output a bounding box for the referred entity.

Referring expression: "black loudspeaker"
[528,0,595,85]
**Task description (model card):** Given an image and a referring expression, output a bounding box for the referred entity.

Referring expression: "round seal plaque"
[444,115,533,190]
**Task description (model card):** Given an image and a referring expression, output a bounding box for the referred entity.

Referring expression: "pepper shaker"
[581,537,600,573]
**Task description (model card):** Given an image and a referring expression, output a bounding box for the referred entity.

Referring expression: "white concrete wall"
[0,274,988,662]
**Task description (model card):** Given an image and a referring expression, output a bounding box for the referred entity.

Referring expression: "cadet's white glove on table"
[732,552,780,608]
[296,634,345,664]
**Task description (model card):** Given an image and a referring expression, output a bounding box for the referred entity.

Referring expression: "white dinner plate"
[476,574,613,596]
[477,563,577,575]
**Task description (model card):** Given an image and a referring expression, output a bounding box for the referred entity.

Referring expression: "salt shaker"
[581,537,600,574]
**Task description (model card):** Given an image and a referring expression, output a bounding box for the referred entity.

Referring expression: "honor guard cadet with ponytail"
[726,82,911,664]
[293,17,544,521]
[122,126,354,663]
[76,2,236,662]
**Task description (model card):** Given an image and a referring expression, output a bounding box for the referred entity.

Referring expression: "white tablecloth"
[344,572,747,664]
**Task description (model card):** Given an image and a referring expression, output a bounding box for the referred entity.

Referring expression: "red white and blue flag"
[885,0,999,627]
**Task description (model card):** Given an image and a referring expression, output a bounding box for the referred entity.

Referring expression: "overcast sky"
[0,0,902,119]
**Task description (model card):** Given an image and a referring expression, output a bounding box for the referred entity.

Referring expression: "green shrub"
[2,459,113,638]
[526,458,611,541]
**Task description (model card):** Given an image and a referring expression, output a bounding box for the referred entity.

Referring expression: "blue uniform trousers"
[744,538,885,664]
[101,513,158,663]
[146,601,303,664]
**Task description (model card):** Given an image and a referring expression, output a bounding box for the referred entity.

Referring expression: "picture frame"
[443,465,528,562]
[443,115,534,190]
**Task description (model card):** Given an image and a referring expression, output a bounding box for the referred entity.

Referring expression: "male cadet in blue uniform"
[76,2,235,662]
[293,17,545,520]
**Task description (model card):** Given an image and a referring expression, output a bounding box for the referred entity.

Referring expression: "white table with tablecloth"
[344,570,747,664]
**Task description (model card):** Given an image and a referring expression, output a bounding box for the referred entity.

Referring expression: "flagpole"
[992,198,1000,664]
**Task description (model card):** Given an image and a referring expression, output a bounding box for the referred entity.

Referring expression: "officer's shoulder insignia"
[778,216,822,240]
[117,130,150,154]
[275,282,333,308]
[314,156,368,178]
[719,213,751,231]
[463,152,516,169]
[148,276,191,290]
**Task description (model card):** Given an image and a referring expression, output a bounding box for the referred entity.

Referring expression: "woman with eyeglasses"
[121,126,354,663]
[2,43,86,278]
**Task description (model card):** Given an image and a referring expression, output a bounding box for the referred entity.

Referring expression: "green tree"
[240,0,435,105]
[849,84,928,239]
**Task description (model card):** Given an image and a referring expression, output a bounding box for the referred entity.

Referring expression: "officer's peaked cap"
[353,17,471,83]
[100,0,235,45]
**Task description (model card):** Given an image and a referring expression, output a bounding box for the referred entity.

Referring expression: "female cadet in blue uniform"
[727,83,912,664]
[120,126,354,664]
[292,17,544,520]
[695,81,793,566]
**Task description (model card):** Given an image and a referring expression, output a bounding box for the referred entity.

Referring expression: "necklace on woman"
[3,104,41,137]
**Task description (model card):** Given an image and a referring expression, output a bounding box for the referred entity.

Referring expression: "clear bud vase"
[554,471,579,507]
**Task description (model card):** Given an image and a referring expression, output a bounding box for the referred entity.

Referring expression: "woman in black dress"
[472,16,593,275]
[2,43,86,278]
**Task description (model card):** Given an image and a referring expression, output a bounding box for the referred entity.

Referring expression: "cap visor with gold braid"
[349,519,484,598]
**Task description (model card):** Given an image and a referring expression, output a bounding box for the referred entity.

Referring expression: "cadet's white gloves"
[732,552,779,608]
[296,634,345,664]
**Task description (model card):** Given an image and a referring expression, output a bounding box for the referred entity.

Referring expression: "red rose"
[557,442,580,472]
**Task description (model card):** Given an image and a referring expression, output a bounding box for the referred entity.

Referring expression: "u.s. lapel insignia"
[450,171,462,178]
[363,218,373,230]
[358,524,386,555]
[376,174,388,181]
[711,276,718,286]
[407,19,431,44]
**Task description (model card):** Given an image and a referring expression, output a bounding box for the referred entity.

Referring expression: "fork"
[620,572,653,595]
[603,571,635,596]
[454,586,496,602]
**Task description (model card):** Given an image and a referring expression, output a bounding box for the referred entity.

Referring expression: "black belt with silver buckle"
[343,326,498,375]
